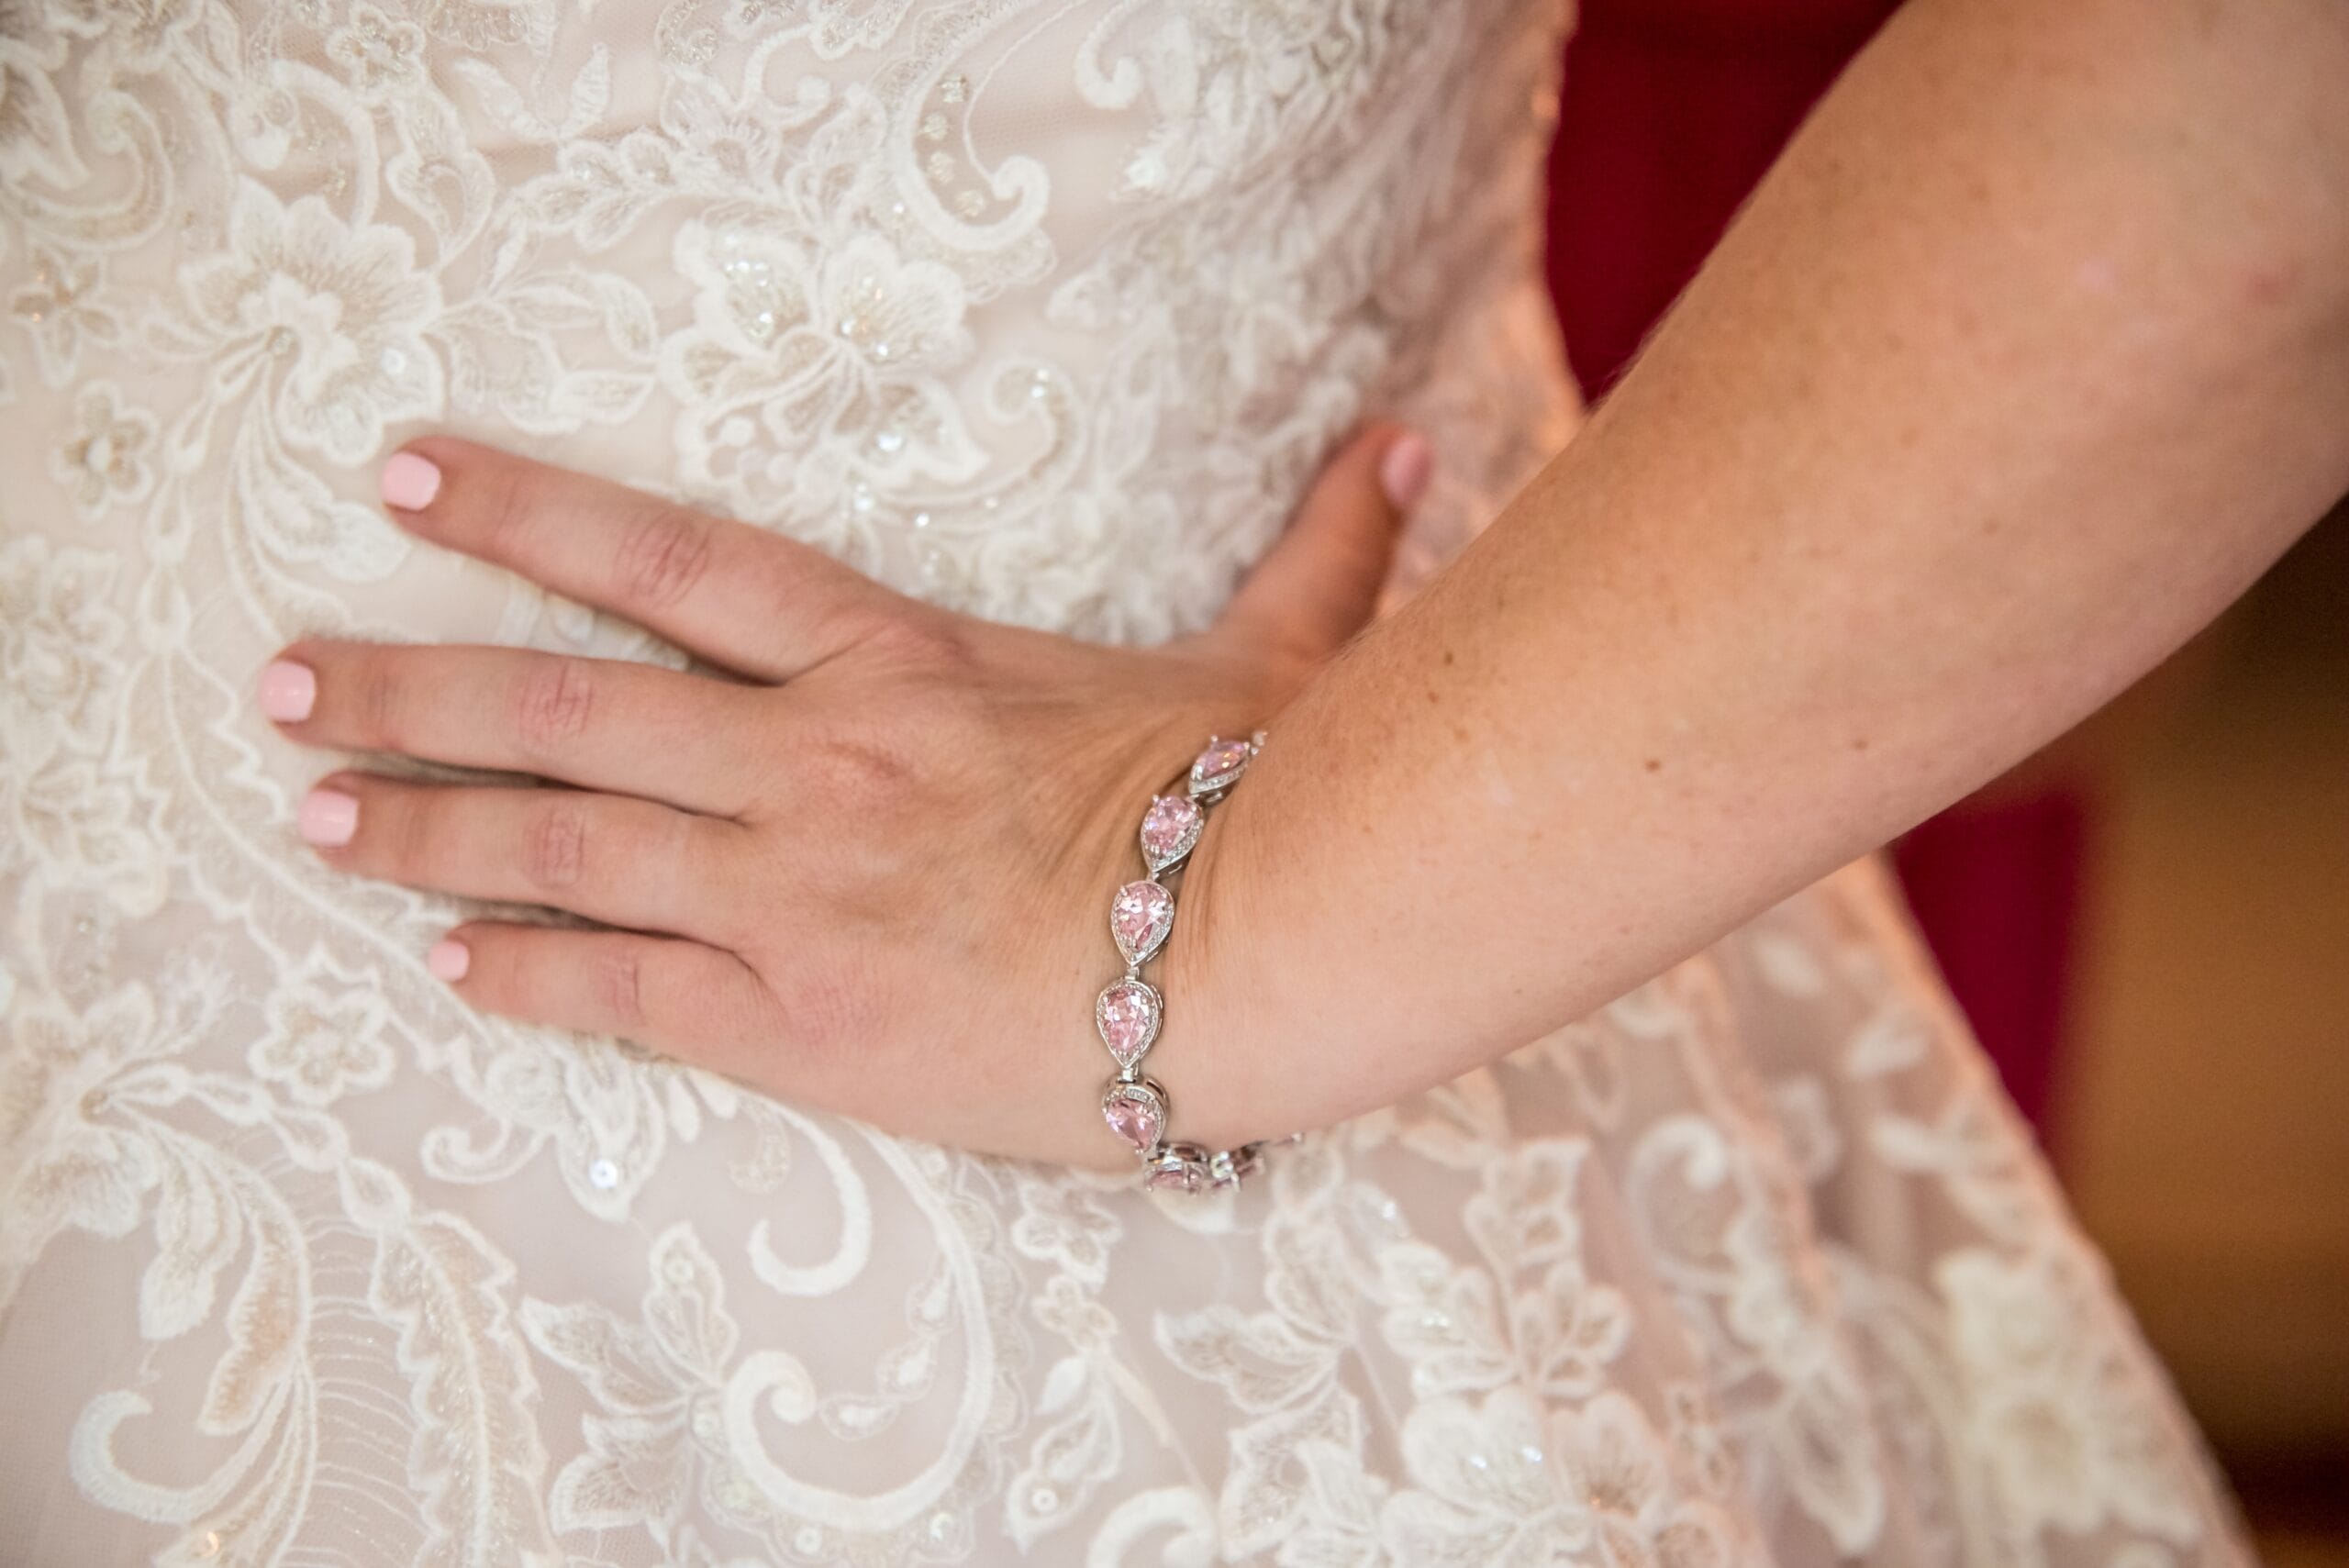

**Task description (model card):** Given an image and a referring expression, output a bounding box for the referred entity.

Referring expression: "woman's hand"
[263,428,1431,1169]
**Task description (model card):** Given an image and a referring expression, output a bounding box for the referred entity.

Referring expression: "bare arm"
[283,0,2349,1170]
[1172,0,2349,1142]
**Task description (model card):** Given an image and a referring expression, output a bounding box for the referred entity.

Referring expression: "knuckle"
[612,505,713,612]
[350,652,408,751]
[771,963,875,1064]
[511,657,596,760]
[468,464,540,558]
[520,801,588,890]
[799,731,921,822]
[382,791,437,882]
[853,610,974,682]
[593,947,647,1030]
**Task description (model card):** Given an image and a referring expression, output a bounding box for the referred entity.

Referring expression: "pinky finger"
[435,922,777,1062]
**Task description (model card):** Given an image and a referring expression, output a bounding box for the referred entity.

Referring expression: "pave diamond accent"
[1110,880,1175,964]
[1186,735,1253,796]
[1095,977,1162,1070]
[1101,1080,1167,1152]
[1138,795,1204,873]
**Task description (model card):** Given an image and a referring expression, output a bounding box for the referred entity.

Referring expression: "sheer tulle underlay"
[0,3,2246,1564]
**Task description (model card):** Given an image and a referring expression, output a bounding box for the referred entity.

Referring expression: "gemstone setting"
[1187,735,1254,797]
[1208,1146,1264,1187]
[1095,977,1162,1070]
[1091,734,1282,1190]
[1138,795,1204,873]
[1110,880,1175,964]
[1101,1079,1168,1152]
[1144,1143,1211,1193]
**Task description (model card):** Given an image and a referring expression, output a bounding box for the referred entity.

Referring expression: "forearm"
[1174,0,2349,1140]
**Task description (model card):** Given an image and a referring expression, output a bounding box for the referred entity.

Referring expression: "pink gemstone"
[1110,880,1175,964]
[1144,1151,1206,1193]
[1138,795,1203,871]
[1189,736,1253,792]
[1095,978,1161,1069]
[1102,1087,1164,1151]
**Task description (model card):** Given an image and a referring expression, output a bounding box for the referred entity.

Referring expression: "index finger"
[381,438,881,682]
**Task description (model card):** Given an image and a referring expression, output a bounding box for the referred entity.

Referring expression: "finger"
[263,640,770,817]
[1216,420,1429,662]
[300,773,751,943]
[429,921,777,1063]
[379,438,884,681]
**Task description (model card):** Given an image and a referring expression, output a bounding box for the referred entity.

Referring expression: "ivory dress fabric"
[0,3,2250,1564]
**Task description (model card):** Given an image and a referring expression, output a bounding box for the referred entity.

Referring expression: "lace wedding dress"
[0,3,2250,1564]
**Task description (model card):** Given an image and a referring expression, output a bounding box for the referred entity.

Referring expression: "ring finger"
[298,772,753,943]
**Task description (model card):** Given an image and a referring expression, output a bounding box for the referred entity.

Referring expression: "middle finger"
[266,641,770,817]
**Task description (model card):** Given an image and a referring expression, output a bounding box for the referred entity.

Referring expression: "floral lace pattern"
[0,2,2246,1563]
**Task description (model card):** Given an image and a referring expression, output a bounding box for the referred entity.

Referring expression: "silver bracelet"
[1094,732,1275,1192]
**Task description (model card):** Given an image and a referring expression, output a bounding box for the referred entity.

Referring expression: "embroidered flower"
[249,953,395,1106]
[662,222,985,510]
[1382,1140,1633,1403]
[0,532,124,764]
[1380,1389,1736,1568]
[325,5,426,99]
[1554,1394,1737,1568]
[50,381,155,517]
[175,182,444,463]
[0,535,162,906]
[1938,1248,2203,1546]
[0,986,166,1254]
[1009,1173,1122,1287]
[1380,1386,1596,1567]
[9,245,117,384]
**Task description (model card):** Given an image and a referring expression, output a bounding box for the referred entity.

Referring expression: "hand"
[263,426,1431,1168]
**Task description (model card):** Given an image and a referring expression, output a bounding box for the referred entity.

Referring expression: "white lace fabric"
[0,3,2247,1564]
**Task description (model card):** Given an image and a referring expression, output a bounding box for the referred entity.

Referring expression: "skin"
[272,0,2349,1170]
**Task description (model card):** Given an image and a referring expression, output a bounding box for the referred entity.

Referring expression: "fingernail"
[297,787,359,847]
[381,450,441,511]
[259,660,317,723]
[427,940,470,982]
[1379,430,1433,511]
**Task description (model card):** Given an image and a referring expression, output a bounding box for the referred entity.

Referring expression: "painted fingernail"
[426,940,470,982]
[259,660,317,722]
[1379,430,1433,511]
[380,450,441,511]
[297,787,359,847]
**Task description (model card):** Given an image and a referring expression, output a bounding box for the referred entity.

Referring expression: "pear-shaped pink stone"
[1139,795,1203,870]
[1102,1087,1164,1152]
[1110,880,1174,964]
[1145,1155,1204,1193]
[1189,736,1252,791]
[1095,978,1161,1068]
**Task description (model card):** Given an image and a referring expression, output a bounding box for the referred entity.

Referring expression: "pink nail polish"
[427,940,470,982]
[1379,431,1433,511]
[297,787,360,848]
[380,450,441,511]
[259,660,317,723]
